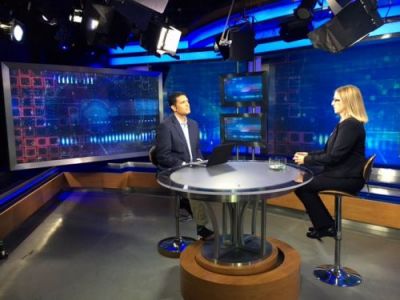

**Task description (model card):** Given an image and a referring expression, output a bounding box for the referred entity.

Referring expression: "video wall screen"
[220,71,267,107]
[220,113,267,146]
[1,62,162,170]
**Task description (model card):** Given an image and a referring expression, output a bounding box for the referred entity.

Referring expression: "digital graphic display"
[220,114,266,146]
[221,72,267,107]
[1,62,162,170]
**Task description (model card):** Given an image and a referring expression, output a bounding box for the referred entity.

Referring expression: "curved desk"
[158,160,312,263]
[158,161,312,300]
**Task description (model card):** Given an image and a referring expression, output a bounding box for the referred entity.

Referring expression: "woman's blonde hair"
[335,85,368,123]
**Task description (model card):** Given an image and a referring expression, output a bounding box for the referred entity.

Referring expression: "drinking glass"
[268,156,287,171]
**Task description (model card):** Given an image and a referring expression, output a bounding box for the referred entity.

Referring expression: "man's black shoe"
[197,225,214,241]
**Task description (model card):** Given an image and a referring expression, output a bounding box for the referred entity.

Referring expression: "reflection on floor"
[0,189,399,300]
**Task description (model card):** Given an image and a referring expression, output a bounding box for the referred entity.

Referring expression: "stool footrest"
[158,236,196,258]
[314,264,362,287]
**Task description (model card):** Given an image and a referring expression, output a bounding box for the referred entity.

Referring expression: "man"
[155,91,214,240]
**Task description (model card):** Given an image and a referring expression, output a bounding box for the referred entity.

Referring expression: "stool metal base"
[158,236,196,258]
[314,264,362,287]
[0,241,8,259]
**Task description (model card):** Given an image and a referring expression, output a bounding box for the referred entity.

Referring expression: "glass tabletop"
[157,160,313,199]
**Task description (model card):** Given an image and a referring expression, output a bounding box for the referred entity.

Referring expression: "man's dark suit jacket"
[155,114,203,170]
[304,117,366,178]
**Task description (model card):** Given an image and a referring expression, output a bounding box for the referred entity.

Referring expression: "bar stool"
[148,146,196,258]
[314,154,376,287]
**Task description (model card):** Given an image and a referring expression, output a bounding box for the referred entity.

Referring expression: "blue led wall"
[1,62,161,170]
[164,38,400,168]
[265,39,400,168]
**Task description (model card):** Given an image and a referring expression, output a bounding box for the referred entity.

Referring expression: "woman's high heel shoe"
[306,226,336,240]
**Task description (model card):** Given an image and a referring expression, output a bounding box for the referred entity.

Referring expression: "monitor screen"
[220,71,267,107]
[220,113,266,146]
[1,62,162,170]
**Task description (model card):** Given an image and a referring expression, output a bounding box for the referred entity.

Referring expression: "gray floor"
[0,189,399,300]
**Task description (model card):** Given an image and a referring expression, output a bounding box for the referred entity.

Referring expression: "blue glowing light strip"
[255,39,312,53]
[188,3,400,48]
[110,41,189,55]
[187,3,300,46]
[0,168,60,207]
[110,51,222,65]
[369,21,400,36]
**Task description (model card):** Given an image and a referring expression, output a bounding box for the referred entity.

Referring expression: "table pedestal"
[180,238,300,300]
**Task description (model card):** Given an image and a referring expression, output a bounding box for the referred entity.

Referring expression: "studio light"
[214,33,231,60]
[279,18,314,42]
[40,14,58,26]
[308,0,384,53]
[294,0,318,21]
[88,18,99,31]
[140,22,182,57]
[84,3,132,49]
[69,9,83,24]
[0,19,25,42]
[156,26,181,56]
[214,21,256,61]
[279,0,317,42]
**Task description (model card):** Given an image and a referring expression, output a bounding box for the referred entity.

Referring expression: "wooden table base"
[180,238,300,300]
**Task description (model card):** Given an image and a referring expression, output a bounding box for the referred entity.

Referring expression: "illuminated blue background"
[222,115,263,142]
[223,74,264,102]
[164,39,400,168]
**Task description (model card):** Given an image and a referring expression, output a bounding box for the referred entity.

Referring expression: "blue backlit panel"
[1,62,162,170]
[221,72,267,107]
[221,114,267,146]
[265,39,400,167]
[163,38,400,168]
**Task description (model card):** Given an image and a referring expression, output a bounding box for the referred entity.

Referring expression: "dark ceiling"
[0,0,272,64]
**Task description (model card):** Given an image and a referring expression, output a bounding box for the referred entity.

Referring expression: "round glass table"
[157,160,312,265]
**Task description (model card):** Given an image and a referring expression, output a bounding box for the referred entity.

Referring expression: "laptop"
[190,143,234,167]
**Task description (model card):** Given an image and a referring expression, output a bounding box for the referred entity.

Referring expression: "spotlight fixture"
[279,0,317,42]
[41,14,58,26]
[308,0,384,53]
[294,0,318,21]
[140,21,181,57]
[156,25,181,56]
[84,3,132,49]
[214,21,255,61]
[214,0,235,55]
[213,0,255,61]
[69,9,83,24]
[88,18,99,31]
[0,19,25,42]
[279,17,314,42]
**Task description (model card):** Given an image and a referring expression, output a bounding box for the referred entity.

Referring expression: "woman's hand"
[293,152,308,165]
[294,171,305,183]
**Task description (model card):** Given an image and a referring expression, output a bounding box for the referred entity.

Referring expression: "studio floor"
[0,189,399,300]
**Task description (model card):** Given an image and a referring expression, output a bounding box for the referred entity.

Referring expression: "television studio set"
[0,0,399,299]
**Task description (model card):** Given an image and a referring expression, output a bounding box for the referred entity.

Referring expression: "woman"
[293,85,368,240]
